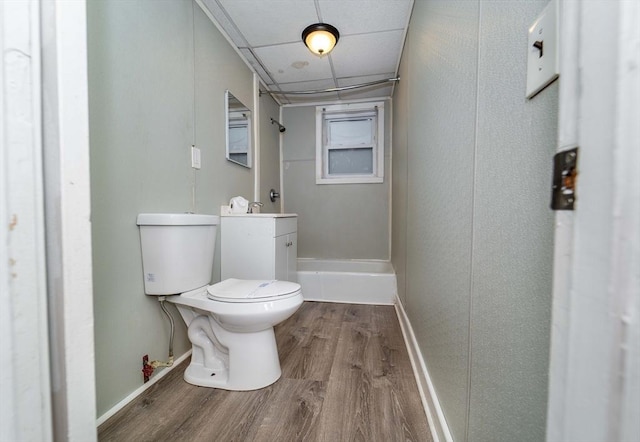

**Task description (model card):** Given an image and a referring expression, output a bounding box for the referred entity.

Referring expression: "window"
[316,102,384,184]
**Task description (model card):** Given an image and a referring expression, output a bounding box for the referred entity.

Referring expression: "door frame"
[546,1,640,440]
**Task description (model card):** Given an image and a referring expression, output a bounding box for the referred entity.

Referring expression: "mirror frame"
[225,90,252,168]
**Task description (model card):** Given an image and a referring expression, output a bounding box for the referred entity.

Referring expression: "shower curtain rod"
[260,77,400,96]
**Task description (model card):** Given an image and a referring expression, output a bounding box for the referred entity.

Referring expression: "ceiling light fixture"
[302,23,340,56]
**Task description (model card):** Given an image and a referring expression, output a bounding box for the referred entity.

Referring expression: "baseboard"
[302,296,395,306]
[96,350,192,427]
[394,296,453,442]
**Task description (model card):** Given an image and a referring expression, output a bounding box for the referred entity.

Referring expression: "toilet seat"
[207,278,301,303]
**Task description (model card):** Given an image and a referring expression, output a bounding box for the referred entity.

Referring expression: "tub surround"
[297,259,397,305]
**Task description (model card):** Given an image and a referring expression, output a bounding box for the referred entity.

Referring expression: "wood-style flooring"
[98,302,432,442]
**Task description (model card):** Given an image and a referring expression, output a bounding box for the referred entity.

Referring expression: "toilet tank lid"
[137,213,219,226]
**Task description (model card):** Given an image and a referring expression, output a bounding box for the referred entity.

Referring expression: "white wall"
[392,1,557,440]
[88,0,256,417]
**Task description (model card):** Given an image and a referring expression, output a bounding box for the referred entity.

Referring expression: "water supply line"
[149,296,175,369]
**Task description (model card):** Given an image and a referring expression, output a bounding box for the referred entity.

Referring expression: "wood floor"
[98,302,432,442]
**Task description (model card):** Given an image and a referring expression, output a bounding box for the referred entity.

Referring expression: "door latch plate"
[551,147,578,210]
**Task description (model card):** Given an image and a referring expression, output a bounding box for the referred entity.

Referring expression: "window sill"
[316,175,384,185]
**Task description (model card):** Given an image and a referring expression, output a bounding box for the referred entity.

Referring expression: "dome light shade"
[302,23,340,56]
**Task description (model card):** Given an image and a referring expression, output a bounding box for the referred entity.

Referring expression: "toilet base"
[166,286,302,391]
[184,324,282,391]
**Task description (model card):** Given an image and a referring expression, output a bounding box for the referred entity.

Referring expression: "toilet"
[136,213,303,391]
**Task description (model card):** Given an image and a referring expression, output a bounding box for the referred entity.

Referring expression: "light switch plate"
[526,0,559,99]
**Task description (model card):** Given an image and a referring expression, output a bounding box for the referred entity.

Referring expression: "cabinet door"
[287,232,297,282]
[274,234,289,281]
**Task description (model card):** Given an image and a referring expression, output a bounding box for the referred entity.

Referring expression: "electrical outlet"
[142,354,152,383]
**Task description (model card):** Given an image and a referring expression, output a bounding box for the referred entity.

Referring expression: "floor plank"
[315,304,431,442]
[276,302,346,381]
[98,302,431,442]
[252,379,325,441]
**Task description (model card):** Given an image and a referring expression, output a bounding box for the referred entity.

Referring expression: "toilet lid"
[206,278,301,303]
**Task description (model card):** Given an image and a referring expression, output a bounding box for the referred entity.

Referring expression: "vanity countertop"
[220,212,297,218]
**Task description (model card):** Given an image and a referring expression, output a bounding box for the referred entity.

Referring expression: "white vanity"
[221,213,298,282]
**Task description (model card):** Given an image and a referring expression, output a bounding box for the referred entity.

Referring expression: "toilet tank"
[137,213,219,295]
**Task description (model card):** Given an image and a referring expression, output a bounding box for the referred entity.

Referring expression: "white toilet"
[136,213,303,391]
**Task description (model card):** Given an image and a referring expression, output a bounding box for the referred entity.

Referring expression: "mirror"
[225,90,252,168]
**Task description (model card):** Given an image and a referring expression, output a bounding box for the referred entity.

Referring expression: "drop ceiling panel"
[254,43,333,84]
[218,0,317,47]
[319,0,413,35]
[337,73,396,100]
[279,78,336,92]
[199,0,248,47]
[274,78,337,103]
[285,91,340,104]
[337,73,396,86]
[338,85,394,101]
[331,31,404,78]
[239,48,274,84]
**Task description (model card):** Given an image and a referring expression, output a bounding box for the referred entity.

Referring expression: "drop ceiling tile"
[335,73,395,101]
[319,0,413,35]
[331,30,404,78]
[337,72,397,87]
[254,43,333,84]
[285,91,341,104]
[338,84,394,101]
[218,0,318,47]
[279,78,337,92]
[199,0,248,47]
[239,48,274,84]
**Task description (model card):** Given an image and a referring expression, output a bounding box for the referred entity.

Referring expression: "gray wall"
[88,0,258,416]
[259,94,282,213]
[392,1,556,441]
[281,103,390,260]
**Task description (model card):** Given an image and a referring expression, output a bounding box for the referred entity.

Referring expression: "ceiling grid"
[201,0,413,103]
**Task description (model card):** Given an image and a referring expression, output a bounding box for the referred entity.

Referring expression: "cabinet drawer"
[275,218,297,236]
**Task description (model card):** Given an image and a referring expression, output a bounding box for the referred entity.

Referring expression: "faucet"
[247,201,263,213]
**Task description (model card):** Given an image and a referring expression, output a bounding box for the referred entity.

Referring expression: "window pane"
[327,118,373,146]
[229,153,247,163]
[328,148,373,175]
[228,125,248,153]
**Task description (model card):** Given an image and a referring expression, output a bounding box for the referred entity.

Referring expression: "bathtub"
[297,259,397,305]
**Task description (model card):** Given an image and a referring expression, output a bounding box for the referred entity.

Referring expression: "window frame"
[315,101,384,185]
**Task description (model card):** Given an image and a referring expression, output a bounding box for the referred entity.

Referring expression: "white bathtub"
[297,259,397,305]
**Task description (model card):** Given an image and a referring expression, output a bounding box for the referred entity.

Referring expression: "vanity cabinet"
[221,215,297,282]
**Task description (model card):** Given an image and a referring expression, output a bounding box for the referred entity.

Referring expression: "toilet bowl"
[136,213,303,391]
[168,279,302,390]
